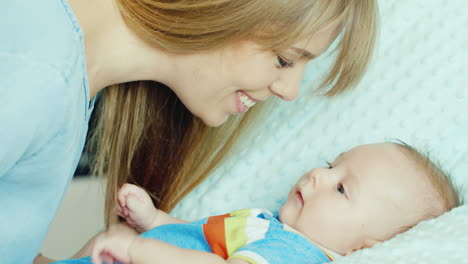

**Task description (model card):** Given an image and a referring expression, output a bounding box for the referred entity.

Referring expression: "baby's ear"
[344,238,382,256]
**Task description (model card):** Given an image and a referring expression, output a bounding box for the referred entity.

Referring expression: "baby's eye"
[337,183,346,195]
[326,162,333,169]
[277,56,294,68]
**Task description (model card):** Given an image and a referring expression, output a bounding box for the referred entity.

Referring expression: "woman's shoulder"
[0,0,92,165]
[0,0,85,78]
[0,0,90,128]
[0,56,76,157]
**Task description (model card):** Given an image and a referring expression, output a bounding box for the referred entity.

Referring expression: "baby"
[50,142,460,264]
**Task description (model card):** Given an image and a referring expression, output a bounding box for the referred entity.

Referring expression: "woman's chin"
[202,114,230,127]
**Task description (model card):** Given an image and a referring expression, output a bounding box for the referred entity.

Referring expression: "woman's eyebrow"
[291,47,317,60]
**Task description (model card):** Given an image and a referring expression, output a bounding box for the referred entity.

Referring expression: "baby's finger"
[116,201,122,211]
[124,183,147,198]
[117,190,128,209]
[117,207,125,218]
[100,251,115,264]
[126,194,144,214]
[116,201,129,217]
[91,245,103,264]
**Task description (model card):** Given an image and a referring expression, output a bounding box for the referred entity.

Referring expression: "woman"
[0,0,377,262]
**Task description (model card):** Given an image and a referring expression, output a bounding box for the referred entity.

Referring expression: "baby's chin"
[277,204,291,225]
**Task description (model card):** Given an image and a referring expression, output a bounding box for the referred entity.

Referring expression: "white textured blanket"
[172,1,468,263]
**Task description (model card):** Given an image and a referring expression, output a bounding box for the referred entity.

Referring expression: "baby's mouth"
[295,188,304,207]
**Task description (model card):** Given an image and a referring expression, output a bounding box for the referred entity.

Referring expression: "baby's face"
[279,143,436,255]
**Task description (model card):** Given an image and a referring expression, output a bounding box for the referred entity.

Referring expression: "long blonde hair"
[89,0,378,225]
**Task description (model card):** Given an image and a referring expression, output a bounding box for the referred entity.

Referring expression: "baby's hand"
[91,224,139,264]
[117,183,157,233]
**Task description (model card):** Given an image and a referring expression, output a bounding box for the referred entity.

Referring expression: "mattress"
[172,1,468,262]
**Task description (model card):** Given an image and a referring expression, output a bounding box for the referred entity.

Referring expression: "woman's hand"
[91,224,139,264]
[117,183,158,233]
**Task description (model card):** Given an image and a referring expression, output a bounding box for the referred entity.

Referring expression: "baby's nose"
[297,176,309,187]
[298,173,315,187]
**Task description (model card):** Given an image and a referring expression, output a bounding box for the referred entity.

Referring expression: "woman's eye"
[326,162,333,169]
[337,183,346,195]
[277,56,294,68]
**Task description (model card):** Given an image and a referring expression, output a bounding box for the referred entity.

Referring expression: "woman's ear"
[344,238,382,256]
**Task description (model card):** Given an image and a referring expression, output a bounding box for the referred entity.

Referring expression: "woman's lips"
[236,91,256,113]
[235,92,248,113]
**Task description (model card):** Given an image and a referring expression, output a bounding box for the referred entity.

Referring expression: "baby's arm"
[91,224,249,264]
[128,238,250,264]
[117,183,187,233]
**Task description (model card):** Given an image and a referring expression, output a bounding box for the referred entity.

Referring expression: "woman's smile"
[236,91,257,113]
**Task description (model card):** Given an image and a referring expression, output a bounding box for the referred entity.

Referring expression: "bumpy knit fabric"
[173,1,468,263]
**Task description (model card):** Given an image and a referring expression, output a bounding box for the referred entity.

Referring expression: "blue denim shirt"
[0,0,94,262]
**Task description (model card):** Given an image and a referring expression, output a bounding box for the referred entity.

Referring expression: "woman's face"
[167,25,339,127]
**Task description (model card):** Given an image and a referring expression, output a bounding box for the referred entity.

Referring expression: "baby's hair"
[392,140,462,215]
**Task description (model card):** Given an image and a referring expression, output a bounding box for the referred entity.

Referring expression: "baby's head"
[279,142,460,256]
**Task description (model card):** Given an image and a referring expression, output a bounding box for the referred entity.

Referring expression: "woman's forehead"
[291,22,341,59]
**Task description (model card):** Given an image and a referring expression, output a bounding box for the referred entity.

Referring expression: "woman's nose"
[269,66,305,101]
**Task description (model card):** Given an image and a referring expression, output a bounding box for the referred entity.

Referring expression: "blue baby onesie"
[53,209,334,264]
[0,0,94,263]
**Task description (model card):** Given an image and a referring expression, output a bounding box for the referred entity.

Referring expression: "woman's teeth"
[238,92,256,109]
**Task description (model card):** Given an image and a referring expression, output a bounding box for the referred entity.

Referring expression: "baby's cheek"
[277,204,287,222]
[278,202,294,225]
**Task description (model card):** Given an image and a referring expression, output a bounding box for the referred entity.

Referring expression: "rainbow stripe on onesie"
[201,208,336,264]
